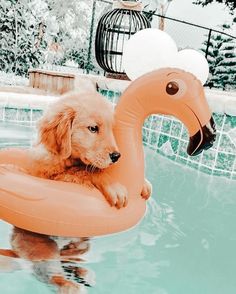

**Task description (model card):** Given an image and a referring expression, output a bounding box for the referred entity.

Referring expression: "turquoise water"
[0,122,236,294]
[0,122,36,148]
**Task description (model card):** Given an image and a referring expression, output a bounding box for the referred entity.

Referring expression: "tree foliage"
[0,0,105,76]
[0,0,46,76]
[193,0,236,12]
[202,26,236,89]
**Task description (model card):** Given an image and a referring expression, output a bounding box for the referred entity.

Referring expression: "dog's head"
[38,91,120,169]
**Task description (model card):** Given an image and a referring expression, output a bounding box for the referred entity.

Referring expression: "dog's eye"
[88,126,99,133]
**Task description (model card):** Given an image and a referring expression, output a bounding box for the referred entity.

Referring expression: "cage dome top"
[95,0,150,75]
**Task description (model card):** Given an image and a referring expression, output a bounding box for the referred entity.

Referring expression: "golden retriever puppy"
[28,90,130,207]
[29,89,151,206]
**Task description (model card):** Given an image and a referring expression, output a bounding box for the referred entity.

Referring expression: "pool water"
[0,122,36,148]
[0,122,236,294]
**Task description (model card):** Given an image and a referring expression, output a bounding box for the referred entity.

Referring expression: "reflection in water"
[0,227,95,294]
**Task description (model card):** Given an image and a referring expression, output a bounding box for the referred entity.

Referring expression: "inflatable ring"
[0,68,215,237]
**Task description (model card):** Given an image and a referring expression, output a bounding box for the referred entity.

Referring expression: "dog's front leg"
[91,173,128,209]
[141,178,152,200]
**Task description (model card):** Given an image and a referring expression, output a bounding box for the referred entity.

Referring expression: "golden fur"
[27,90,131,207]
[27,89,152,206]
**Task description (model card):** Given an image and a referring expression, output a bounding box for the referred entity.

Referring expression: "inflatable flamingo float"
[0,68,216,237]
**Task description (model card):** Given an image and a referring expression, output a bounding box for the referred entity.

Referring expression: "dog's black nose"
[109,152,121,163]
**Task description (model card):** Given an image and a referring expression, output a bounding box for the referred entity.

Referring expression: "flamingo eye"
[166,81,179,95]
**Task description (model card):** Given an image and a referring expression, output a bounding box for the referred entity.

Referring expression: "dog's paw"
[141,179,152,200]
[102,183,128,209]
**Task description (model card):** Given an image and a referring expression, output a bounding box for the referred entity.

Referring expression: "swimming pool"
[1,87,236,180]
[0,122,235,294]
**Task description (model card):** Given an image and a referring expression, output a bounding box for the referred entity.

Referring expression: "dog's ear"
[38,107,75,159]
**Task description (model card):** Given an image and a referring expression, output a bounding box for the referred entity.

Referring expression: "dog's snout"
[109,152,121,163]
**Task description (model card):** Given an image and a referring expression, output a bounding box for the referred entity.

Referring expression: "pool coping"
[0,73,235,115]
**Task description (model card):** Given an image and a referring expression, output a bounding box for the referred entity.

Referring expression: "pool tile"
[181,127,188,140]
[213,169,231,178]
[18,108,31,122]
[144,116,153,128]
[157,134,169,148]
[213,113,224,129]
[202,149,217,167]
[175,156,187,166]
[187,160,199,170]
[161,118,171,133]
[178,140,188,158]
[219,134,235,152]
[224,115,236,132]
[32,109,43,122]
[215,152,235,171]
[4,107,17,121]
[190,152,202,163]
[169,137,179,153]
[171,120,182,137]
[199,165,213,175]
[142,128,149,143]
[150,131,158,146]
[0,107,3,120]
[151,115,162,131]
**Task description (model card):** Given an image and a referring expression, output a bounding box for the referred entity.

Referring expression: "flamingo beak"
[187,117,216,156]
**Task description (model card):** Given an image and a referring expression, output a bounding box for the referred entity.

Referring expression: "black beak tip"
[187,117,216,156]
[187,140,214,156]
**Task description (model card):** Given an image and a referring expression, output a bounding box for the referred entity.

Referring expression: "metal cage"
[95,4,151,76]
